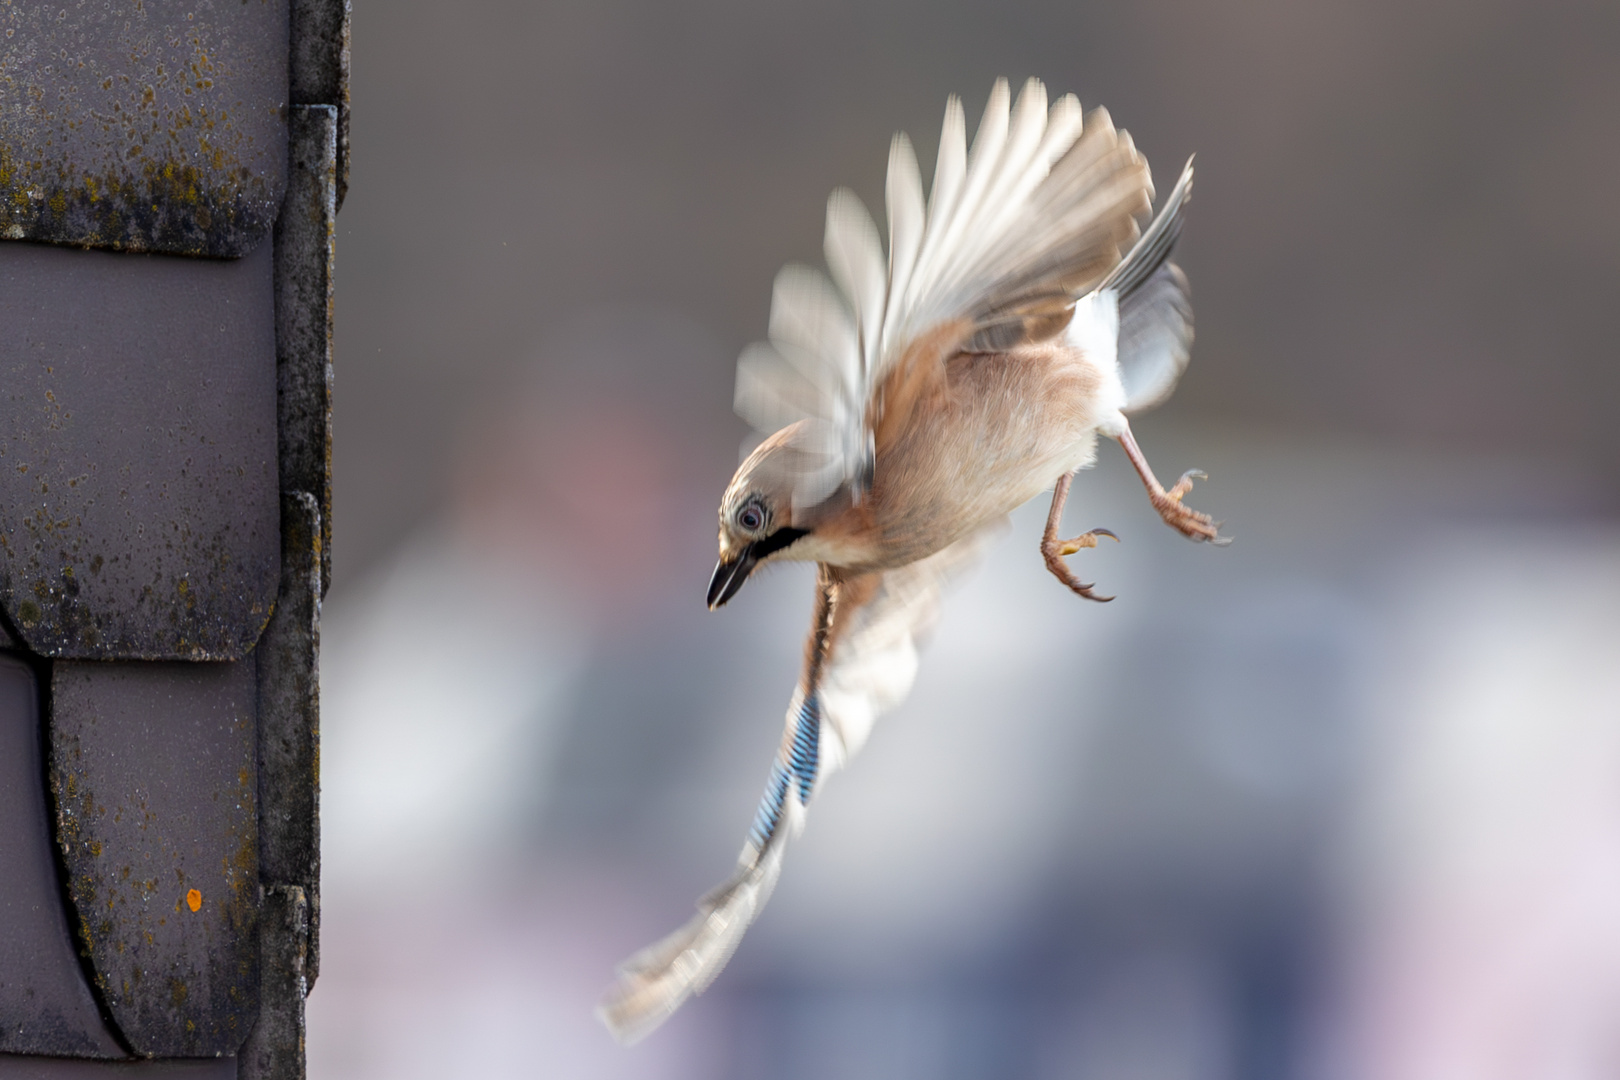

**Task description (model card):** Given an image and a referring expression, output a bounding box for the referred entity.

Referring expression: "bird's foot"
[1149,470,1226,544]
[1115,426,1229,546]
[1041,528,1118,602]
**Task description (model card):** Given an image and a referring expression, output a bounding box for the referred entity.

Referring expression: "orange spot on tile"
[186,888,202,912]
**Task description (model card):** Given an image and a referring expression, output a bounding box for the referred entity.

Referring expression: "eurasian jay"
[599,76,1221,1043]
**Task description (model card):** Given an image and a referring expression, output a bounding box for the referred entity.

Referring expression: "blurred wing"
[901,81,1151,355]
[1096,158,1195,414]
[735,77,1156,509]
[1117,262,1193,413]
[596,524,1004,1044]
[735,264,870,508]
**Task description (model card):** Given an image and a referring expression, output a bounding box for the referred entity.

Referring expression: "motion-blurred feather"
[882,134,925,362]
[599,527,1000,1043]
[1118,263,1194,413]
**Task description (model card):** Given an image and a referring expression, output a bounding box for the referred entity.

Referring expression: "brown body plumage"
[752,330,1119,574]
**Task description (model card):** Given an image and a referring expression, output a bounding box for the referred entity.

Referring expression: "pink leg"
[1040,471,1118,602]
[1116,421,1224,543]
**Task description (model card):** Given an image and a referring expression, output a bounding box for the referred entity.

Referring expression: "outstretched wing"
[596,524,1004,1044]
[734,77,1156,510]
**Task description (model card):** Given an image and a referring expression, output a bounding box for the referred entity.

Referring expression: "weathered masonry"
[0,2,346,1076]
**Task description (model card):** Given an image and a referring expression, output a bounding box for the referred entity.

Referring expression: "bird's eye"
[737,503,766,532]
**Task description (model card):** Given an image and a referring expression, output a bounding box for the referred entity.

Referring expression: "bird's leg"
[1041,471,1118,602]
[1115,422,1224,543]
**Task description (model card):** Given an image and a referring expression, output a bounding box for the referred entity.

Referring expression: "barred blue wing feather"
[596,524,1003,1044]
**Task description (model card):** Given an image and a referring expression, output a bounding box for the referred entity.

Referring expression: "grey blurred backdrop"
[309,2,1620,1078]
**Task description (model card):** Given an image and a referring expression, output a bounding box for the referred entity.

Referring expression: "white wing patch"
[817,521,1004,771]
[1066,288,1120,375]
[597,523,1003,1044]
[733,77,1155,511]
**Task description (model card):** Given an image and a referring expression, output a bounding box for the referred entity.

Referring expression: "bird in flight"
[599,76,1221,1043]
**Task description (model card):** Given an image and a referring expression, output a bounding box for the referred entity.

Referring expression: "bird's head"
[707,426,822,609]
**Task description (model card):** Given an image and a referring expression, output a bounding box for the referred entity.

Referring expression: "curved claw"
[1167,469,1205,503]
[1066,577,1115,602]
[1043,473,1118,602]
[1043,529,1117,602]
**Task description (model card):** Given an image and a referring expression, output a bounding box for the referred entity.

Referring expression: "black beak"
[707,551,758,610]
[706,527,810,609]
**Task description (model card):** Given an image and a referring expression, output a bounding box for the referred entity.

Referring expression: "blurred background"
[305,1,1620,1077]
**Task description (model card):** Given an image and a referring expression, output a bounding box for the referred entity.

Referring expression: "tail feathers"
[596,807,799,1045]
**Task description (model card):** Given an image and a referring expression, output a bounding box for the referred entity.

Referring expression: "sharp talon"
[1063,575,1114,602]
[1184,469,1207,481]
[1042,496,1118,600]
[1212,536,1233,547]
